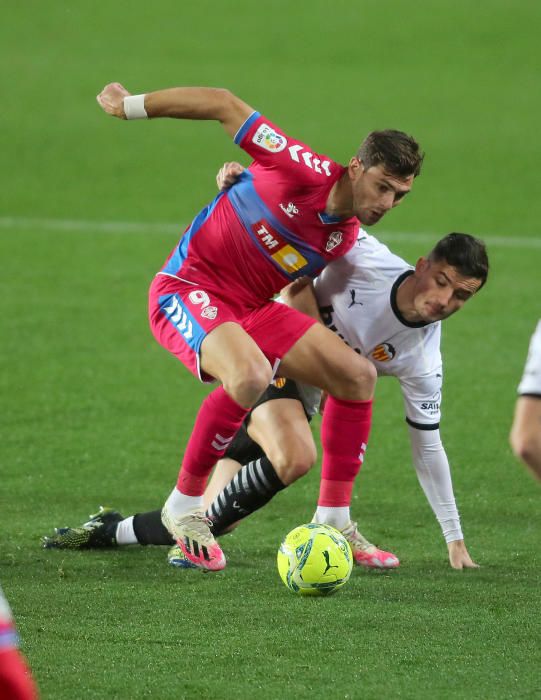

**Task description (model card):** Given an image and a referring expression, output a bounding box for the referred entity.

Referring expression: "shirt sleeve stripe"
[406,417,440,431]
[233,111,260,144]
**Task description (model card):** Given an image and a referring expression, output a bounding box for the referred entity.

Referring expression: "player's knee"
[222,361,273,407]
[357,357,377,392]
[267,439,317,485]
[279,454,316,485]
[330,355,377,400]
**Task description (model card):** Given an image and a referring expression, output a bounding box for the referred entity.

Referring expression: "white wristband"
[124,94,148,120]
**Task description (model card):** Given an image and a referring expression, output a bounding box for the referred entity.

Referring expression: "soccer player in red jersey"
[97,83,423,570]
[0,586,38,700]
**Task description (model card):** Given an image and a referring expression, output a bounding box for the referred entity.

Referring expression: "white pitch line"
[374,231,541,249]
[0,215,540,249]
[0,216,181,236]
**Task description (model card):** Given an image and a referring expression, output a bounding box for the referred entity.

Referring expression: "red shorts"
[148,273,316,382]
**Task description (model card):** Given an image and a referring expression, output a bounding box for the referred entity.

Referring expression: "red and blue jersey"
[159,112,359,304]
[0,587,18,651]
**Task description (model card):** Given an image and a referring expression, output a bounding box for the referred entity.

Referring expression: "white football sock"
[165,487,204,518]
[313,506,350,530]
[115,516,138,545]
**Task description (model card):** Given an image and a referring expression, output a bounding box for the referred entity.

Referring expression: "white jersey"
[298,232,465,545]
[314,232,443,428]
[518,321,541,396]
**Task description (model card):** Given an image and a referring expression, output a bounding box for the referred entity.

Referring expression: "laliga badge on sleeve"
[252,124,287,152]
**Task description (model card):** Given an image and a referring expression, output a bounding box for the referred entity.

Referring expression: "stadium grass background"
[1,1,540,698]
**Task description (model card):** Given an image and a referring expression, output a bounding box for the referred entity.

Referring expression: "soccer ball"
[277,523,353,596]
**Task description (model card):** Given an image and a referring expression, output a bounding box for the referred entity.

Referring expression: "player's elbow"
[214,88,235,106]
[214,89,249,128]
[509,424,541,473]
[510,430,541,470]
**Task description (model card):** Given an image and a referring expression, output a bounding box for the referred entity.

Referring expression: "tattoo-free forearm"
[144,87,253,136]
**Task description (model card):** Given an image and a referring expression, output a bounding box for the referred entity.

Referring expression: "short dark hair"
[357,130,424,178]
[428,233,489,288]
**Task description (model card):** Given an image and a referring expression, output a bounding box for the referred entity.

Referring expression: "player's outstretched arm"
[405,423,480,569]
[96,83,254,137]
[447,539,479,570]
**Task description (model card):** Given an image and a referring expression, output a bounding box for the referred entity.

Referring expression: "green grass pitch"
[1,2,540,698]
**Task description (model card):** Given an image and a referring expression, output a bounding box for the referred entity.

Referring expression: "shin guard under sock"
[319,396,372,506]
[177,386,249,495]
[207,457,285,536]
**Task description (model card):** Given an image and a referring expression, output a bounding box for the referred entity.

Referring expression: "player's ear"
[415,257,429,274]
[348,156,364,179]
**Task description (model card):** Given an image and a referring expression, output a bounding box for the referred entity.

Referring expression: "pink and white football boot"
[161,506,226,571]
[341,521,399,569]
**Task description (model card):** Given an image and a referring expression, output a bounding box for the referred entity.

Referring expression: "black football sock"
[132,510,175,545]
[132,457,285,545]
[207,457,285,536]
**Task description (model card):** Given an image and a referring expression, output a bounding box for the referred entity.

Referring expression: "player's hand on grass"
[216,162,245,190]
[97,82,131,119]
[447,539,479,570]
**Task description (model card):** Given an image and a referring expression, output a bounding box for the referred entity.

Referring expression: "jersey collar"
[318,211,346,224]
[390,270,430,328]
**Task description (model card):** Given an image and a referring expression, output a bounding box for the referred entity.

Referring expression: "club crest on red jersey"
[201,306,218,320]
[326,231,343,252]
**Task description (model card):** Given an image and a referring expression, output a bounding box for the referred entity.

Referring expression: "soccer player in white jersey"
[44,231,488,570]
[510,321,541,480]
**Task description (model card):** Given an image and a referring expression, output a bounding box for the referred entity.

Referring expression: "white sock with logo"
[313,506,350,531]
[165,487,204,518]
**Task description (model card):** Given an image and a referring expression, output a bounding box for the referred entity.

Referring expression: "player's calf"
[206,456,286,536]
